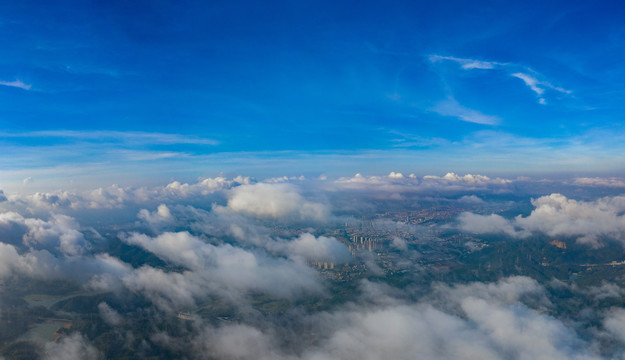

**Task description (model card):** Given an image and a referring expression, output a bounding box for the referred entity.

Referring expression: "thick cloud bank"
[334,172,512,195]
[227,183,328,221]
[460,193,625,246]
[1,175,625,359]
[150,277,609,360]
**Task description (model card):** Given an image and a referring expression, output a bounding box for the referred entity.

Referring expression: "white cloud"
[299,277,594,360]
[277,233,350,263]
[98,302,123,326]
[511,72,571,105]
[29,191,72,208]
[7,176,249,211]
[584,282,625,300]
[119,231,324,310]
[604,308,625,344]
[0,211,88,256]
[227,183,328,221]
[137,204,175,231]
[429,54,571,106]
[458,195,484,204]
[390,236,408,250]
[23,214,88,256]
[191,324,283,360]
[459,193,625,247]
[44,333,103,360]
[165,176,249,198]
[333,172,511,197]
[428,55,503,70]
[432,276,549,306]
[431,98,500,125]
[148,276,600,360]
[0,79,31,90]
[423,172,511,185]
[1,130,218,146]
[459,212,526,238]
[2,174,623,359]
[573,177,625,188]
[123,231,211,270]
[0,242,28,279]
[149,204,351,264]
[511,73,545,95]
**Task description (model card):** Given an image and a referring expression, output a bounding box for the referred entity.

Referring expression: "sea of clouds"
[1,173,625,359]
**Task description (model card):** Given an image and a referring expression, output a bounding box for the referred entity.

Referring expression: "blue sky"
[1,0,625,189]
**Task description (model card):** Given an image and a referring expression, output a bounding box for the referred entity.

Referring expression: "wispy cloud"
[429,55,571,105]
[428,55,506,70]
[431,98,500,125]
[0,130,219,146]
[0,79,31,90]
[388,130,451,148]
[511,72,572,104]
[511,73,545,95]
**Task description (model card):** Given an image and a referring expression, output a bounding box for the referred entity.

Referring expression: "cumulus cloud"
[423,172,511,185]
[1,175,621,359]
[118,231,324,310]
[458,195,484,204]
[23,214,88,255]
[133,204,349,265]
[0,211,88,255]
[308,278,590,360]
[44,333,103,360]
[459,193,625,246]
[0,243,60,280]
[122,231,216,270]
[573,177,625,188]
[459,212,527,238]
[137,204,175,231]
[7,176,250,211]
[430,276,550,307]
[23,192,72,209]
[227,183,328,222]
[333,173,413,193]
[584,282,625,301]
[164,176,249,198]
[334,172,511,196]
[98,302,123,326]
[190,324,283,360]
[306,303,592,360]
[0,235,139,284]
[390,236,408,250]
[604,308,625,345]
[276,233,350,263]
[155,277,595,360]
